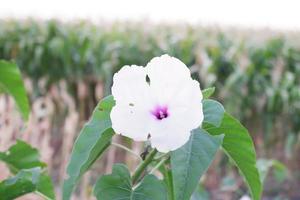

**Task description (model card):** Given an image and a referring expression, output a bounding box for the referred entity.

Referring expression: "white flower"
[239,195,251,200]
[110,55,204,152]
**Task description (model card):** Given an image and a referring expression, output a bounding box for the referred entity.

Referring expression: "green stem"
[150,156,169,174]
[131,148,158,184]
[161,159,175,200]
[111,142,142,161]
[154,152,170,161]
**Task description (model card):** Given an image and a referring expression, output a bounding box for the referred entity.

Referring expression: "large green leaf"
[203,113,262,200]
[170,129,224,200]
[93,164,167,200]
[0,141,55,199]
[202,99,225,127]
[0,60,30,120]
[63,95,115,200]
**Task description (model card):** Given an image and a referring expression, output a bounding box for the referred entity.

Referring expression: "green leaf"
[63,95,115,200]
[170,129,224,200]
[202,87,215,99]
[0,167,42,200]
[203,99,225,127]
[93,164,167,200]
[0,60,30,120]
[0,140,46,173]
[0,86,5,94]
[203,113,262,200]
[36,174,56,200]
[0,141,55,199]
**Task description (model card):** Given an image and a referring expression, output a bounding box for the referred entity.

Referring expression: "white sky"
[0,0,300,30]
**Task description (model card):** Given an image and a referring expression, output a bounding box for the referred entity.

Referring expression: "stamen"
[151,105,169,120]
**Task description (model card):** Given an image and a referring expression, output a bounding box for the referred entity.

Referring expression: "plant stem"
[132,148,158,184]
[154,152,170,161]
[159,158,175,200]
[150,156,169,174]
[111,142,142,161]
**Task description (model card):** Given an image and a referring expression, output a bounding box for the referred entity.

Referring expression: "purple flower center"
[151,105,169,120]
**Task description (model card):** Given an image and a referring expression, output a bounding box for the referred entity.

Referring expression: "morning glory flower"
[110,55,204,152]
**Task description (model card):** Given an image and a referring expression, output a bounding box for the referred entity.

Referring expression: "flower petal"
[148,79,203,152]
[149,119,191,152]
[111,65,154,141]
[169,80,204,130]
[111,65,151,106]
[146,55,191,84]
[110,104,151,141]
[146,55,192,105]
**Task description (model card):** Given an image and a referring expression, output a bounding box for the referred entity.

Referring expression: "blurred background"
[0,0,300,199]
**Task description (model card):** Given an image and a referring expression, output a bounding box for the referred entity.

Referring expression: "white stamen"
[159,110,164,118]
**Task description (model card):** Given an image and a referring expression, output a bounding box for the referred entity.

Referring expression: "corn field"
[0,19,300,199]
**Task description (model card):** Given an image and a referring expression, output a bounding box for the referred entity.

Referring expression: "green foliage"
[202,87,215,99]
[0,140,46,172]
[0,58,54,199]
[0,19,267,199]
[61,89,262,199]
[93,164,167,200]
[0,167,42,200]
[63,95,115,200]
[0,21,299,145]
[203,113,262,200]
[0,20,267,196]
[170,129,223,200]
[202,99,225,127]
[0,60,30,120]
[0,141,55,199]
